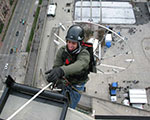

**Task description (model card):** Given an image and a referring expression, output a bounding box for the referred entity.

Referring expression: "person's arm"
[61,49,90,76]
[53,46,64,68]
[45,46,65,83]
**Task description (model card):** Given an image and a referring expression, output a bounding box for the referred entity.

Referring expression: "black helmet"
[66,25,84,43]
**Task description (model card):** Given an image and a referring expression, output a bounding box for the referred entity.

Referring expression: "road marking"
[10,0,29,50]
[29,0,35,16]
[16,37,19,43]
[6,44,9,50]
[100,63,125,70]
[25,9,28,14]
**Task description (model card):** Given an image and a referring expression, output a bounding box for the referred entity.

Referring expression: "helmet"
[66,25,84,43]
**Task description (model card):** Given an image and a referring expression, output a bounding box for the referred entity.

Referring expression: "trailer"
[129,89,147,109]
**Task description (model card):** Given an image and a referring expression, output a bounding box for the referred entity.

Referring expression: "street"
[0,0,38,90]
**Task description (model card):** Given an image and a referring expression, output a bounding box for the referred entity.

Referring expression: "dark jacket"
[53,46,90,85]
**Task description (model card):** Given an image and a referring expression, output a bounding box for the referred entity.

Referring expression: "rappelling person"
[45,25,90,109]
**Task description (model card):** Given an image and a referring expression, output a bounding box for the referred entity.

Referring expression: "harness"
[61,49,89,85]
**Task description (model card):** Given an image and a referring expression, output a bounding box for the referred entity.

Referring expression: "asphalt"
[0,0,38,90]
[34,0,73,88]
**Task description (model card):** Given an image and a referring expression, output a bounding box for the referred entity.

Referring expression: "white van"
[47,3,57,17]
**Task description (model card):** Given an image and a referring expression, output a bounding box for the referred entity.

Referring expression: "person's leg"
[61,83,85,109]
[69,83,85,109]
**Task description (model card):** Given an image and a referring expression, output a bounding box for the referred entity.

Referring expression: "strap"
[82,42,93,47]
[63,77,82,94]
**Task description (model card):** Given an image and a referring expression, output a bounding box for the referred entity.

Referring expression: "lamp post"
[100,0,102,23]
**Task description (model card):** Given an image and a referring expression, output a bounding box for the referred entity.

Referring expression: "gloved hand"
[45,67,64,83]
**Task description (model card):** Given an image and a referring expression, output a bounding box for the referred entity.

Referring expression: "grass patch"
[39,0,42,5]
[26,6,41,52]
[9,0,14,6]
[26,0,43,52]
[0,23,4,34]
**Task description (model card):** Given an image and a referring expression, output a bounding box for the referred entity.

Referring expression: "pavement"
[11,53,28,84]
[34,0,74,88]
[84,20,150,109]
[92,97,150,116]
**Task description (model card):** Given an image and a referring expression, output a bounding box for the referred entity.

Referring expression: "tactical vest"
[62,49,89,85]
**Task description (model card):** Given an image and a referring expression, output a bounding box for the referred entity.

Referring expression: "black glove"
[45,67,64,83]
[45,69,52,74]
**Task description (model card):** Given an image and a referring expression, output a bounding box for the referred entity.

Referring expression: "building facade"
[0,0,11,24]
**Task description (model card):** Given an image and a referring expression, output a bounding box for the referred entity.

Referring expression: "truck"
[109,82,118,102]
[47,3,57,17]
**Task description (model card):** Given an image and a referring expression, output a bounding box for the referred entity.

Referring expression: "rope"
[6,82,53,120]
[63,77,83,94]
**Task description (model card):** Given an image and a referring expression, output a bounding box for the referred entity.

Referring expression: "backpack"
[82,42,97,73]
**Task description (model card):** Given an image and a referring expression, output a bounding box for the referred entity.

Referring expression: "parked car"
[47,3,57,17]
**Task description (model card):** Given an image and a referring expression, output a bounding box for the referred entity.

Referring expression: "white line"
[25,9,28,14]
[100,63,125,70]
[16,37,19,43]
[54,33,66,45]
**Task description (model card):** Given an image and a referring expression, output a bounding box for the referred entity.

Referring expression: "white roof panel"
[75,1,136,24]
[76,1,132,7]
[130,98,147,104]
[129,89,147,104]
[102,2,132,8]
[129,89,147,95]
[130,95,147,98]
